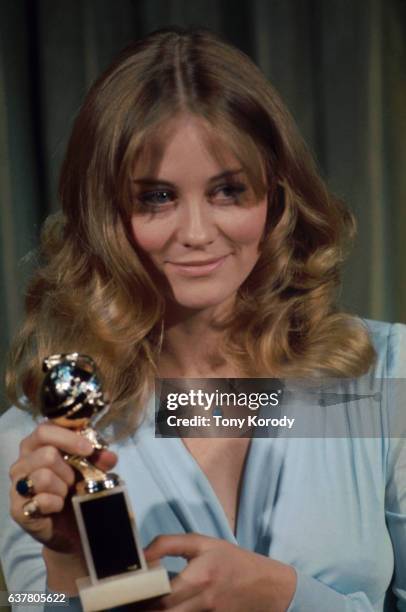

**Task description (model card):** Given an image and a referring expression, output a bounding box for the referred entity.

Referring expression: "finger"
[145,534,212,563]
[19,423,93,457]
[152,574,203,610]
[30,492,65,515]
[91,449,118,472]
[10,445,77,487]
[11,446,118,486]
[26,468,69,498]
[13,492,65,523]
[10,477,67,515]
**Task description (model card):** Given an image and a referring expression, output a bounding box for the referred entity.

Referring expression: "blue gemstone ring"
[16,477,35,497]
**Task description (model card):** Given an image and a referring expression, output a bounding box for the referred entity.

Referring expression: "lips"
[167,255,229,277]
[171,256,226,266]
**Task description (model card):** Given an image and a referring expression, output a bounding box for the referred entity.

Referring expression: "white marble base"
[76,565,171,611]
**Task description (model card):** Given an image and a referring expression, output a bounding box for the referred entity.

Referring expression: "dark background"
[1,0,405,406]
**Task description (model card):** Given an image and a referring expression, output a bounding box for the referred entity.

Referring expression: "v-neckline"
[133,395,277,551]
[177,435,254,539]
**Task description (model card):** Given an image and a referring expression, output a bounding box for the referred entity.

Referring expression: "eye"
[210,183,247,204]
[136,189,176,209]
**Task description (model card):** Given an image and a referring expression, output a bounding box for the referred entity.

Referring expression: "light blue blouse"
[0,319,405,611]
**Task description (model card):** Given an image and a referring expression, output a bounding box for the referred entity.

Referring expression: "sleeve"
[287,571,382,612]
[384,323,406,609]
[286,322,406,612]
[0,407,46,594]
[0,407,85,611]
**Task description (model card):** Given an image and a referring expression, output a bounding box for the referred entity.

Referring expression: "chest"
[182,437,251,534]
[121,431,394,601]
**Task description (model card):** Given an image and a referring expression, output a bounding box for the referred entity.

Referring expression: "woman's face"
[130,115,268,313]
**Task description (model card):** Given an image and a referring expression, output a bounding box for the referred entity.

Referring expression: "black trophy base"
[76,565,171,612]
[72,484,145,581]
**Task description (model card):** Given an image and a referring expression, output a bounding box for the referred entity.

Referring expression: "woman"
[0,27,405,611]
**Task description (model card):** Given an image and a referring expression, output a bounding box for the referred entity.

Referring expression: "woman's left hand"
[144,533,297,612]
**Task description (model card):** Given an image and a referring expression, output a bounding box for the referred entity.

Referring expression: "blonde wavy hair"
[7,27,375,435]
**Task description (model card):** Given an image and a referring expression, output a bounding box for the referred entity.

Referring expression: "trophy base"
[76,564,171,611]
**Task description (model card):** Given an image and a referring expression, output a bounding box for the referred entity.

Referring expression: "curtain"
[1,0,405,406]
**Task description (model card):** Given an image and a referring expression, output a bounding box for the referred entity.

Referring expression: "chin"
[169,288,235,311]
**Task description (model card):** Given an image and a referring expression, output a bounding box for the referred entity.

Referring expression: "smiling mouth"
[167,255,229,276]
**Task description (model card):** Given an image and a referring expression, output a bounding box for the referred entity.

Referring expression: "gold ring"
[22,498,40,518]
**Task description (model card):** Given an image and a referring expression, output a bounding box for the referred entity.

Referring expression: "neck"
[158,298,239,378]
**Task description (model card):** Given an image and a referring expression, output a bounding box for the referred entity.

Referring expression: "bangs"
[201,113,268,200]
[117,110,269,215]
[117,109,176,215]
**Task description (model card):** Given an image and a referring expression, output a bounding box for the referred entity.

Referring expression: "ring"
[22,498,40,518]
[16,477,35,497]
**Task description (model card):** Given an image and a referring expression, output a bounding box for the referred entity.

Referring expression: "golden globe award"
[40,353,170,612]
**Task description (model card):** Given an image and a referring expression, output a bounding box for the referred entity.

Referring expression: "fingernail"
[78,439,93,454]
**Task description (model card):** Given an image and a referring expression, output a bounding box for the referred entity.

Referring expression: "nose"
[177,199,216,247]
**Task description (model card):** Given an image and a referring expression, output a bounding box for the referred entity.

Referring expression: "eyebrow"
[131,168,245,187]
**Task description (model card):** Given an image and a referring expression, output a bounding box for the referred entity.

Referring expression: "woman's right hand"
[8,421,118,555]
